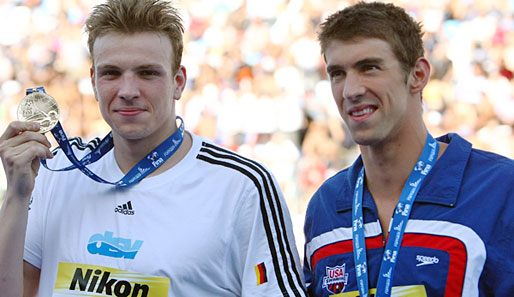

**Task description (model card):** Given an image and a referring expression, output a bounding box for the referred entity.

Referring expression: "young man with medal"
[0,0,306,296]
[303,2,514,297]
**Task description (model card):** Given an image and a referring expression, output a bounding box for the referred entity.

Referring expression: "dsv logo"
[87,231,143,259]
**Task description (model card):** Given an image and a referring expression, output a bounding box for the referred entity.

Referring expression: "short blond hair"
[85,0,184,73]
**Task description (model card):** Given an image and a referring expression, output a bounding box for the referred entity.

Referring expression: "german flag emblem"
[255,262,268,285]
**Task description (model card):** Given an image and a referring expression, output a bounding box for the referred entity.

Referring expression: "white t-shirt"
[24,132,306,297]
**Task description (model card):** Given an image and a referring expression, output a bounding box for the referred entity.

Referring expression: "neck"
[113,129,192,177]
[360,129,427,202]
[360,130,448,202]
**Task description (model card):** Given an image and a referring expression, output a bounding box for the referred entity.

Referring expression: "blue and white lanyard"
[352,134,439,297]
[28,87,185,187]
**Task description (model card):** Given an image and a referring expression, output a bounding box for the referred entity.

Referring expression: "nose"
[342,73,365,101]
[118,74,140,101]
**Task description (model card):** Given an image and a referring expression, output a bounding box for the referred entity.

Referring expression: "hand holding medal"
[0,87,56,198]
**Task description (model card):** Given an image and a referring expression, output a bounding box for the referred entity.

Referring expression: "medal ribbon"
[28,87,185,187]
[352,133,439,297]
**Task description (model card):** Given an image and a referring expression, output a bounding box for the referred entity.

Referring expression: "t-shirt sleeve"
[229,174,307,297]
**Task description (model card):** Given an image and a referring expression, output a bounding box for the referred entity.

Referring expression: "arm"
[0,121,52,296]
[23,261,40,297]
[235,180,307,297]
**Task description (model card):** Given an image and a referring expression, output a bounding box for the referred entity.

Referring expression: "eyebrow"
[326,64,342,75]
[96,64,165,71]
[326,57,385,73]
[96,64,118,70]
[354,57,384,68]
[135,64,165,70]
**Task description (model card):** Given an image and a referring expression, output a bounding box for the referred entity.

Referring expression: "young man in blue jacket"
[304,2,514,296]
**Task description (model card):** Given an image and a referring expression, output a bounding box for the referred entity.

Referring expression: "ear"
[409,57,431,95]
[172,65,187,100]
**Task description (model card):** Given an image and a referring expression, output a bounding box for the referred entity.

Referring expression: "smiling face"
[325,38,424,147]
[91,31,186,144]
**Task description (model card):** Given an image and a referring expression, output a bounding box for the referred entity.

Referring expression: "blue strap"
[352,134,439,297]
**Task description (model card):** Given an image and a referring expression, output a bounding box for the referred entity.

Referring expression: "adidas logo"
[115,201,135,216]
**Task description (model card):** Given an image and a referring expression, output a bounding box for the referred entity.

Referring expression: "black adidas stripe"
[52,136,103,155]
[198,142,306,296]
[196,154,291,294]
[200,143,306,295]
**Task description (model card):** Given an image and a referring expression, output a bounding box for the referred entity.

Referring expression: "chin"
[350,133,383,146]
[353,138,376,146]
[114,127,150,141]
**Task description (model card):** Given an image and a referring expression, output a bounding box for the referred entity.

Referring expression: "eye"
[98,69,120,78]
[329,69,345,80]
[362,64,379,72]
[139,70,160,77]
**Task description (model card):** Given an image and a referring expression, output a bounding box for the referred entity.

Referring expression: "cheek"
[152,96,174,118]
[96,99,110,120]
[92,86,99,102]
[94,86,114,115]
[95,83,116,103]
[331,84,344,109]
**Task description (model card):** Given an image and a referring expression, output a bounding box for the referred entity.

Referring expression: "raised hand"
[0,121,53,199]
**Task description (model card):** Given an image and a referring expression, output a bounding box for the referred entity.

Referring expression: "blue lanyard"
[352,134,439,297]
[28,87,185,187]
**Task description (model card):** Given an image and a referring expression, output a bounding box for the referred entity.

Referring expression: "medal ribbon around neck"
[352,133,439,297]
[24,87,185,187]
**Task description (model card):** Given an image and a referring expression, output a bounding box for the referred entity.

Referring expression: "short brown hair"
[318,1,424,75]
[84,0,184,73]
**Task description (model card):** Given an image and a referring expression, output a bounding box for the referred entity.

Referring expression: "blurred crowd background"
[1,0,514,254]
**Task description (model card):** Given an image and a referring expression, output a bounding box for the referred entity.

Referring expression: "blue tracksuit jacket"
[304,133,514,296]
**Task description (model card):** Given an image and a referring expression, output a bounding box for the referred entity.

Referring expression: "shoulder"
[438,133,513,179]
[318,168,353,196]
[307,165,354,216]
[194,135,277,187]
[304,166,353,234]
[465,147,514,199]
[469,147,514,175]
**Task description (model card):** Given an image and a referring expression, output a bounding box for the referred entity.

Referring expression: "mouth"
[114,108,146,116]
[348,106,376,121]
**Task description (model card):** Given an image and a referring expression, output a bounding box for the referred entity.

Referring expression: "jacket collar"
[335,133,471,212]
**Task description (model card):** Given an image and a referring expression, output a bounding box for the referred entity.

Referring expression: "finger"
[2,140,53,171]
[0,129,52,151]
[0,121,41,141]
[15,140,54,160]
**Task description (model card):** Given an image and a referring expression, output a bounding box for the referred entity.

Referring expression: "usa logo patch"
[322,264,349,294]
